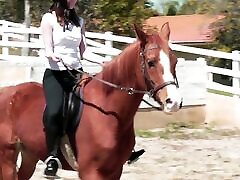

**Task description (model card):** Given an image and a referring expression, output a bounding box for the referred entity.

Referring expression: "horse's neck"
[96,42,144,115]
[101,42,143,89]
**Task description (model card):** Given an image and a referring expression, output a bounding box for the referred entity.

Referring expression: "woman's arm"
[41,13,60,62]
[79,19,86,60]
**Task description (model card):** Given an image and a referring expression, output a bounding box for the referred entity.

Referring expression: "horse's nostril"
[166,98,172,104]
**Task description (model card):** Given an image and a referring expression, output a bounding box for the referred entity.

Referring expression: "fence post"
[25,66,32,82]
[21,0,31,56]
[208,72,213,83]
[105,31,113,61]
[232,51,240,99]
[2,21,9,56]
[232,51,240,124]
[197,57,208,83]
[176,57,185,88]
[38,34,44,57]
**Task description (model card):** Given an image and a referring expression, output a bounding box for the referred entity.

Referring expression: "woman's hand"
[45,53,62,62]
[47,55,62,62]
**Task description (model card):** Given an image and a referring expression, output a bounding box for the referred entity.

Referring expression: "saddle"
[62,75,92,133]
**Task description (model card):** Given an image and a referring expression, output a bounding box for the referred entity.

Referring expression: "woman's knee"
[43,107,61,126]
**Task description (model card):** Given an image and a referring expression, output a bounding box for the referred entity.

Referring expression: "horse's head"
[134,23,182,113]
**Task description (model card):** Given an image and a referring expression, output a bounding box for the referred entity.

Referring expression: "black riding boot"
[44,127,61,177]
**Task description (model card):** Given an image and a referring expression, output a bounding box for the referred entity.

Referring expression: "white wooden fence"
[0,20,240,108]
[170,44,240,98]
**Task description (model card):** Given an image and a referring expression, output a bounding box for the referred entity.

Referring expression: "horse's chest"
[96,133,116,149]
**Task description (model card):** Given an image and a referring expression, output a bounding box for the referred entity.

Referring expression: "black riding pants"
[42,68,80,156]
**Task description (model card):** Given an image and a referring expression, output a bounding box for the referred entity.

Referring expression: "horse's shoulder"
[13,82,43,101]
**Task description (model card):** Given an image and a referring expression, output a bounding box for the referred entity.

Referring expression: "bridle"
[139,44,179,100]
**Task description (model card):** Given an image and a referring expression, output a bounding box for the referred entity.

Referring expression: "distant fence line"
[0,20,240,104]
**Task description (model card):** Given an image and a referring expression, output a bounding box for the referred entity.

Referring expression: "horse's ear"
[160,22,170,41]
[134,24,147,45]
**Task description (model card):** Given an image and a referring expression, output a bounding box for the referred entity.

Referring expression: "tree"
[178,0,218,15]
[30,0,52,26]
[0,0,158,36]
[164,1,179,16]
[82,0,159,36]
[214,0,240,51]
[178,0,240,52]
[0,0,51,25]
[0,0,24,22]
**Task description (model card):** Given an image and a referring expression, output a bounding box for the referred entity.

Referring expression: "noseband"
[139,45,179,99]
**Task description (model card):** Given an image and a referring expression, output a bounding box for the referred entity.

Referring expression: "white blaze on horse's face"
[158,50,182,113]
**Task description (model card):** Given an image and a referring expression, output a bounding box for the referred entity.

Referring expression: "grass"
[135,122,198,139]
[207,88,233,97]
[135,122,240,139]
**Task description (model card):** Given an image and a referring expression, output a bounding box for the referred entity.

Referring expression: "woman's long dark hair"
[50,0,80,31]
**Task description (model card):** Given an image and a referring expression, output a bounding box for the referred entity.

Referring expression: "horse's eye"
[147,60,156,68]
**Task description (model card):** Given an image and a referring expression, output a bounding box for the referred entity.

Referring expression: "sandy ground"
[30,126,240,180]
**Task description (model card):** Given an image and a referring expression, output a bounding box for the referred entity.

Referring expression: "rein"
[60,60,152,96]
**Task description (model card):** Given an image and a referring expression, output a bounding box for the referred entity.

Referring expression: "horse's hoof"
[127,149,145,164]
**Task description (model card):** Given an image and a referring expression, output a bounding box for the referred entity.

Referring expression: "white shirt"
[41,12,86,70]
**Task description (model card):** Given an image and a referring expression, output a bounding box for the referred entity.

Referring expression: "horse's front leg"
[0,151,3,179]
[79,167,102,180]
[111,166,123,180]
[0,169,3,180]
[0,160,3,180]
[79,166,123,180]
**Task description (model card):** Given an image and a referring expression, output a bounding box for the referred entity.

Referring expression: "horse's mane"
[99,41,141,92]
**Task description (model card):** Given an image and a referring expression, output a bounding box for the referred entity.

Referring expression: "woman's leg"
[42,69,64,176]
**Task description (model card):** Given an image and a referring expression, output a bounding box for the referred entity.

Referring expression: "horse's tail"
[16,152,22,172]
[15,138,22,172]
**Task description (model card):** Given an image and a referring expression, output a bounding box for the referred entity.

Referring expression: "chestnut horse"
[0,23,182,180]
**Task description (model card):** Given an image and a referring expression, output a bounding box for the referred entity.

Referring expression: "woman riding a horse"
[0,4,182,178]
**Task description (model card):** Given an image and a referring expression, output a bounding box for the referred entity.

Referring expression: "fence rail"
[0,20,240,100]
